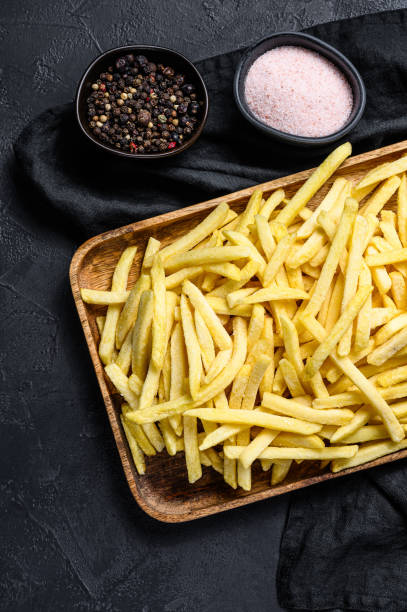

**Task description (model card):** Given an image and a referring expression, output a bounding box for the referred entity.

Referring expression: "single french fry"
[357,156,407,189]
[208,260,259,298]
[309,243,330,268]
[301,315,405,442]
[271,460,292,485]
[285,265,304,291]
[303,286,372,379]
[246,305,265,355]
[165,246,251,272]
[204,349,232,384]
[338,215,369,356]
[229,364,251,409]
[259,188,285,220]
[373,312,407,346]
[331,439,407,472]
[280,314,304,376]
[235,189,262,234]
[288,230,327,270]
[180,294,202,400]
[354,263,372,352]
[367,326,407,366]
[227,287,257,308]
[366,247,407,267]
[360,175,401,217]
[242,286,309,304]
[390,271,407,310]
[165,266,203,289]
[341,424,407,444]
[263,234,296,286]
[204,262,241,280]
[242,354,272,411]
[255,214,276,260]
[96,315,105,335]
[183,415,202,483]
[275,142,352,226]
[122,405,156,456]
[377,364,407,387]
[147,202,229,266]
[131,290,154,380]
[225,445,358,461]
[116,274,151,348]
[142,237,160,269]
[169,322,188,435]
[194,310,215,372]
[223,230,267,275]
[380,220,402,249]
[239,429,279,469]
[366,246,391,295]
[398,173,407,247]
[279,358,306,397]
[302,198,357,319]
[194,317,248,406]
[99,246,137,365]
[105,363,138,410]
[81,288,130,305]
[185,408,322,435]
[205,296,253,317]
[272,431,324,449]
[330,406,371,443]
[150,255,167,369]
[115,329,132,375]
[262,392,354,425]
[183,280,232,350]
[297,177,348,239]
[121,416,145,475]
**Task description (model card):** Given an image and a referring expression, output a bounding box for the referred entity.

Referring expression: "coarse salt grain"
[244,46,353,138]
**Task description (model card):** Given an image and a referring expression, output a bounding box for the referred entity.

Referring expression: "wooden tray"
[70,139,407,522]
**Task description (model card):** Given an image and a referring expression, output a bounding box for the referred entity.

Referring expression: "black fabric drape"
[13,8,407,611]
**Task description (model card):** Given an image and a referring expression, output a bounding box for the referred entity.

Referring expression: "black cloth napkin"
[13,8,407,612]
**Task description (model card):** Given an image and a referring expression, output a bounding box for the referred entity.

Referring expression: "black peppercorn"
[182,83,195,95]
[85,52,203,154]
[178,103,188,115]
[116,57,127,72]
[137,109,151,126]
[163,66,174,77]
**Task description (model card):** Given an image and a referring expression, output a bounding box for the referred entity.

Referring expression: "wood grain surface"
[70,139,407,522]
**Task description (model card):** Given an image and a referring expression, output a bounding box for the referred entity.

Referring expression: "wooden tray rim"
[70,138,407,523]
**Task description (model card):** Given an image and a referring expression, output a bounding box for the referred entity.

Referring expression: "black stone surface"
[1,2,407,611]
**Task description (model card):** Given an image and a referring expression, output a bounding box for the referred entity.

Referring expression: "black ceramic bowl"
[76,45,209,159]
[234,32,366,147]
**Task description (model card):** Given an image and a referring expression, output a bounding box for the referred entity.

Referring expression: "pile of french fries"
[81,141,407,490]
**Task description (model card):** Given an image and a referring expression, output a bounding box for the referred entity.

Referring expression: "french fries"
[80,143,407,492]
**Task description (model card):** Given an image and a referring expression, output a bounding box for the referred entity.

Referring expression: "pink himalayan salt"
[244,46,353,138]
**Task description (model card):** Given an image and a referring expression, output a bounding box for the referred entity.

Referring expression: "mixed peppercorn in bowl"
[76,45,208,159]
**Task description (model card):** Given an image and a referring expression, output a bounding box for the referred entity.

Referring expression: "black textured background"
[1,2,406,611]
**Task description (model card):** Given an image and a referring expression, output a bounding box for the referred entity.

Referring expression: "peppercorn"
[182,83,195,95]
[116,57,127,72]
[178,103,188,115]
[85,52,203,154]
[163,66,175,77]
[138,109,151,126]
